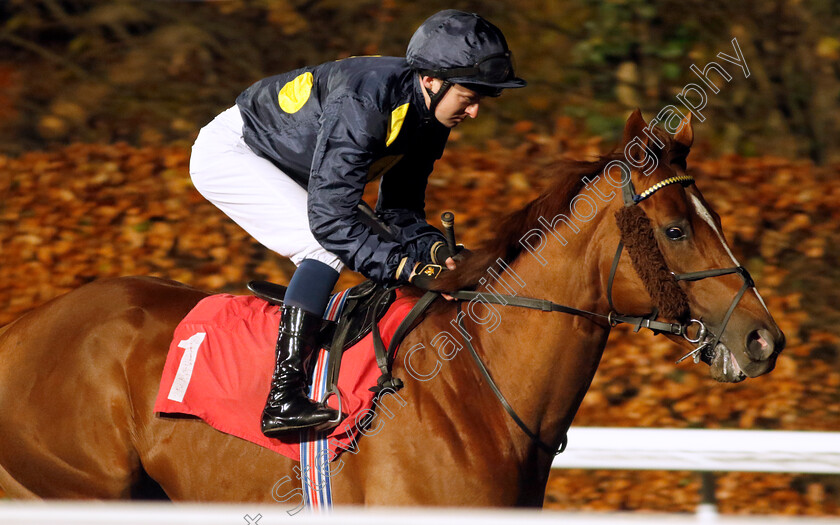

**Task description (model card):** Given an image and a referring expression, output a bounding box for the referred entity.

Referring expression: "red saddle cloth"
[153,290,417,461]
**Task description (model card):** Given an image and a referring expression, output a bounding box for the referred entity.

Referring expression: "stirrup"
[320,387,344,428]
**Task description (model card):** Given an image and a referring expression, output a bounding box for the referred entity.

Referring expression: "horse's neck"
[466,226,612,463]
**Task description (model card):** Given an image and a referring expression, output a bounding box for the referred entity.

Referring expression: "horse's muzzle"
[745,328,785,362]
[734,327,784,378]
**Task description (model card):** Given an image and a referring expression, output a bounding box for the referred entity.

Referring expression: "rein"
[368,173,758,457]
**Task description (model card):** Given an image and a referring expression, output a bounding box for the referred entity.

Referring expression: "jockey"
[189,10,525,437]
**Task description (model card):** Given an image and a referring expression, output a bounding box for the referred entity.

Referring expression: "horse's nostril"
[746,329,775,360]
[775,331,786,354]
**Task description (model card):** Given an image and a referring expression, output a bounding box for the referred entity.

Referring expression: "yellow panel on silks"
[386,103,410,146]
[278,72,313,114]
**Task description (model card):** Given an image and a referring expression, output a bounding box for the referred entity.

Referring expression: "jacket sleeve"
[375,134,449,262]
[307,94,417,284]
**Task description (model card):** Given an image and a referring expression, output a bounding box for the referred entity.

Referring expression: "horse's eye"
[665,226,686,240]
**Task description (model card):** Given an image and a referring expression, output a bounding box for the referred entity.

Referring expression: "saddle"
[247,279,434,397]
[247,279,394,350]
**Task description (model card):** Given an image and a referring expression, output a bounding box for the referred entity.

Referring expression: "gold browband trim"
[635,175,695,203]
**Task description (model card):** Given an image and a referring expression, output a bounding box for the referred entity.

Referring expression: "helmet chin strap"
[425,80,452,124]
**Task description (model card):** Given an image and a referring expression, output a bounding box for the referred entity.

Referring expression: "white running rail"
[552,427,840,517]
[554,428,840,474]
[1,503,839,525]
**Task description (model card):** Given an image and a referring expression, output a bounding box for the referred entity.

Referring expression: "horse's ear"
[621,108,654,164]
[621,108,648,147]
[674,113,694,148]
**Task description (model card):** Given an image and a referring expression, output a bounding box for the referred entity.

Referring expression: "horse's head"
[606,109,784,382]
[429,108,783,383]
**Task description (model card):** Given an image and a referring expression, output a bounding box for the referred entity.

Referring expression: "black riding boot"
[261,304,339,436]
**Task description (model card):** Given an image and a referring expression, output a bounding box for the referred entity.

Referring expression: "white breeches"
[189,106,343,271]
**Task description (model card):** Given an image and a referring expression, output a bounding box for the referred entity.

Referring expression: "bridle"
[611,173,757,364]
[444,172,758,455]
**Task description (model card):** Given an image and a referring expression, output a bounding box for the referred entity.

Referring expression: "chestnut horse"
[0,111,783,506]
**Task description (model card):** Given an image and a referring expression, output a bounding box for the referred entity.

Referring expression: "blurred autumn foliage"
[1,0,839,162]
[2,0,840,516]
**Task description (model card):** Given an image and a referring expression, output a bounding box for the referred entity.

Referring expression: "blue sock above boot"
[283,259,340,316]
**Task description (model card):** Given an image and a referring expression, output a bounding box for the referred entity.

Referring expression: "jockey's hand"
[442,257,457,301]
[408,258,459,300]
[431,242,470,265]
[408,262,444,289]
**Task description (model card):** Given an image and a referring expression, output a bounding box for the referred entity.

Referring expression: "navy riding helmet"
[407,10,525,108]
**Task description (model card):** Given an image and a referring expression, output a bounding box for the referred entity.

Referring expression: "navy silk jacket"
[236,56,450,283]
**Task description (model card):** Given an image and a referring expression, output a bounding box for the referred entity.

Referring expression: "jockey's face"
[421,76,483,128]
